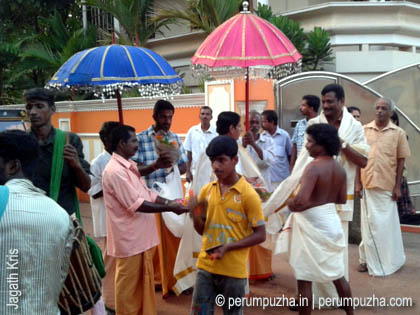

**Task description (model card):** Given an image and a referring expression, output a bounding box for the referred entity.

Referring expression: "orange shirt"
[103,153,159,258]
[361,121,411,191]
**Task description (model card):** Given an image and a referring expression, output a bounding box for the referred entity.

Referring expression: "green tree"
[0,0,84,103]
[256,3,333,71]
[0,36,23,104]
[19,11,97,86]
[268,15,305,54]
[303,27,334,71]
[153,0,243,35]
[84,0,172,46]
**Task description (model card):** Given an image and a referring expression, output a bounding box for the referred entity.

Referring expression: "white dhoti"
[282,204,345,283]
[359,188,405,276]
[311,221,349,304]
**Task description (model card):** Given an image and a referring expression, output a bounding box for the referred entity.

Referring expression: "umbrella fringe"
[191,61,302,81]
[46,81,183,99]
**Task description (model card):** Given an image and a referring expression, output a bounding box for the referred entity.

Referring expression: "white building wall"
[282,1,420,81]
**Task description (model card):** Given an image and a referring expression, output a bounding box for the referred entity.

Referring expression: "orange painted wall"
[52,107,202,135]
[50,82,274,202]
[52,107,202,203]
[234,78,275,110]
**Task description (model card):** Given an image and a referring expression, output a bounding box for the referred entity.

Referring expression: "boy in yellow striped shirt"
[190,136,266,315]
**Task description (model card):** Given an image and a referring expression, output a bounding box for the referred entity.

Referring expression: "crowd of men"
[0,83,412,315]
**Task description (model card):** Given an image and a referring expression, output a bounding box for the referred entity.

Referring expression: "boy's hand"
[210,244,229,260]
[188,196,207,219]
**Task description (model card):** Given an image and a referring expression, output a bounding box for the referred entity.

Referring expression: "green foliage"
[303,27,334,71]
[255,3,273,21]
[153,0,243,35]
[256,3,333,72]
[84,0,172,46]
[20,11,97,84]
[268,15,305,54]
[0,0,90,104]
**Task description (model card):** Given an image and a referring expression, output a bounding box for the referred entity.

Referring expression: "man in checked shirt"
[133,99,188,297]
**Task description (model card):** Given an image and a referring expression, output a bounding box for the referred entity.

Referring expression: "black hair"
[200,106,212,114]
[321,83,345,101]
[390,111,399,126]
[99,121,121,144]
[306,123,340,156]
[23,88,55,107]
[153,99,175,116]
[0,130,40,179]
[110,125,136,152]
[216,111,240,135]
[262,110,278,125]
[302,95,320,113]
[206,135,238,159]
[347,106,361,114]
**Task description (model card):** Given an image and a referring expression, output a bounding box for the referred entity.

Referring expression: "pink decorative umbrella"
[192,1,302,129]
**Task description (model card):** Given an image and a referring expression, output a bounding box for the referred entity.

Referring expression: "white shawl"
[262,108,369,248]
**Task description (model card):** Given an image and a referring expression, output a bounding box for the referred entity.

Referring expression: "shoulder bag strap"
[50,128,66,202]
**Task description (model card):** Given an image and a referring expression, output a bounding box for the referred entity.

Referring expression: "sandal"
[357,263,368,272]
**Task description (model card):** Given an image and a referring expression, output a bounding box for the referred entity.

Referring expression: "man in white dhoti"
[309,84,368,302]
[172,112,268,294]
[358,97,410,276]
[242,111,276,281]
[286,123,353,315]
[261,84,369,304]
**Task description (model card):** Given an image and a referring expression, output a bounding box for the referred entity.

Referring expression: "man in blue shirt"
[133,99,188,298]
[133,100,188,187]
[290,95,320,170]
[261,110,292,190]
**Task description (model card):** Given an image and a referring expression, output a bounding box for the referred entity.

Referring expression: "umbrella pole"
[116,90,124,124]
[245,67,250,131]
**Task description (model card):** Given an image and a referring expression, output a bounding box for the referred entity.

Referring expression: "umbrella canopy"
[191,2,302,128]
[46,44,183,122]
[192,13,301,71]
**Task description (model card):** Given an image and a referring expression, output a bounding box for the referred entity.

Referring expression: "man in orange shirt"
[102,125,188,315]
[358,98,410,276]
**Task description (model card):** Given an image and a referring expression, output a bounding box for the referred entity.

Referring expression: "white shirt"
[262,127,292,183]
[183,123,217,176]
[0,179,73,315]
[88,150,111,237]
[243,134,276,192]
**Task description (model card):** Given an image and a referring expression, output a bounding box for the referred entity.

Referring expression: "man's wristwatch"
[164,199,170,206]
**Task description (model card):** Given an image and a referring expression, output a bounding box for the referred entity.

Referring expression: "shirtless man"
[287,123,353,315]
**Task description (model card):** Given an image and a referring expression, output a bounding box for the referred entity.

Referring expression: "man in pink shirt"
[102,125,188,315]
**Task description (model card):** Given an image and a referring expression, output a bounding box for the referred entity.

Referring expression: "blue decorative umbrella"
[46,44,182,123]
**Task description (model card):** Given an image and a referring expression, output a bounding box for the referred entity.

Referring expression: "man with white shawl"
[358,97,410,276]
[286,123,354,315]
[172,111,268,295]
[263,83,369,304]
